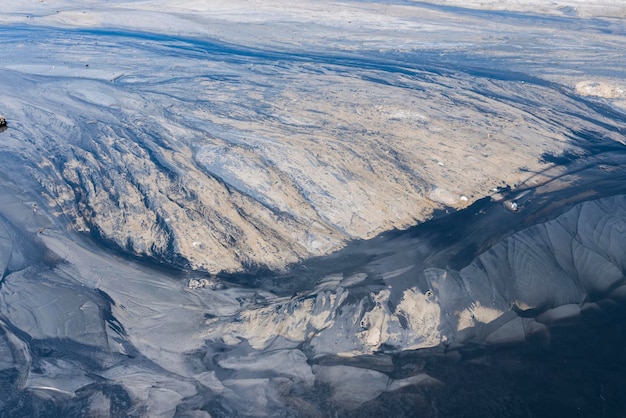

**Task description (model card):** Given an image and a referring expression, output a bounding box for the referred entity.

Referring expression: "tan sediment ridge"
[1,0,625,274]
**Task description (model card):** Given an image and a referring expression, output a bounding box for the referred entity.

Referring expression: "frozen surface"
[1,1,626,272]
[0,1,625,416]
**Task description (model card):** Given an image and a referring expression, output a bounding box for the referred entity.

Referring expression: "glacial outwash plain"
[0,0,625,416]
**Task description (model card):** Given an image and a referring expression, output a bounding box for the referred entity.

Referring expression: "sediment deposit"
[0,1,625,416]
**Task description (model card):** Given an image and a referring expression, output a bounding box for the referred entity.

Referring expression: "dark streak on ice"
[1,12,626,418]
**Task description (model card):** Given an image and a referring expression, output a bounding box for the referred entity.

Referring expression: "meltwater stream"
[1,4,626,417]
